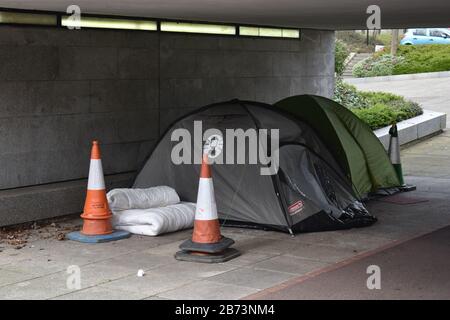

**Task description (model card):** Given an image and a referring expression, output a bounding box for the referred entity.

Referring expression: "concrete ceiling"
[0,0,449,30]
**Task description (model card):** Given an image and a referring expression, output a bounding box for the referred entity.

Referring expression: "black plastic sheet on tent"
[134,100,377,233]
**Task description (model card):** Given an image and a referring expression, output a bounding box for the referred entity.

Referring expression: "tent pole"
[288,228,295,237]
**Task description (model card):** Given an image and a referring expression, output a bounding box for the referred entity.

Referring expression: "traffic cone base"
[175,248,241,264]
[67,230,130,244]
[179,236,235,254]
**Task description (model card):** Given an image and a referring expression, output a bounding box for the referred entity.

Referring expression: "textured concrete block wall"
[0,26,334,225]
[159,29,335,132]
[0,27,160,189]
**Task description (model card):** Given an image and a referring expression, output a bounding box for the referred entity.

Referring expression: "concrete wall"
[0,26,334,226]
[159,30,335,132]
[0,27,160,190]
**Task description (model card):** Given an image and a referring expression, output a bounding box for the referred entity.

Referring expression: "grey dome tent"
[134,100,376,233]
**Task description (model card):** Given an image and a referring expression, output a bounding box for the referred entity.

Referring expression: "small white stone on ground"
[137,269,145,277]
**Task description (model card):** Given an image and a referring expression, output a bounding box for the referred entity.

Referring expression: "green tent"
[275,94,400,196]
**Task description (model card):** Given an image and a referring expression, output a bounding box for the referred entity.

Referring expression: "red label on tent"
[288,200,304,215]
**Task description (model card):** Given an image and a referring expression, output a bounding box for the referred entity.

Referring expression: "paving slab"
[252,255,329,275]
[143,240,184,256]
[28,239,135,265]
[98,271,195,297]
[292,229,393,251]
[149,260,238,280]
[105,234,175,252]
[96,252,174,272]
[52,286,145,300]
[158,280,258,300]
[0,269,36,287]
[231,236,298,255]
[225,251,280,267]
[0,271,74,300]
[402,132,450,178]
[143,295,170,300]
[1,254,87,277]
[208,268,296,290]
[283,243,357,264]
[0,247,50,266]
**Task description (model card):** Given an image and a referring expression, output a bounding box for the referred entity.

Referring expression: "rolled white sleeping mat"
[112,202,196,236]
[107,186,180,212]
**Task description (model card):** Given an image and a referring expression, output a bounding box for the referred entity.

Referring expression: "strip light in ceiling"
[161,21,236,35]
[240,26,300,38]
[61,16,157,31]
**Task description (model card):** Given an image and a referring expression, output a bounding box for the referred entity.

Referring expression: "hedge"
[352,44,450,77]
[353,54,405,78]
[334,79,423,130]
[393,44,450,75]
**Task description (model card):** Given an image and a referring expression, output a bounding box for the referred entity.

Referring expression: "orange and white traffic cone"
[175,153,240,263]
[192,153,221,243]
[67,140,130,243]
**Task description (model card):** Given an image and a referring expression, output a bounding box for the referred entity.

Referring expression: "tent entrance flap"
[278,144,376,232]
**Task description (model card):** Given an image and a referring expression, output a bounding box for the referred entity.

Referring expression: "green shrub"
[360,91,422,119]
[335,39,349,76]
[357,92,423,129]
[352,54,405,77]
[353,44,450,77]
[334,79,423,130]
[333,79,369,109]
[395,100,423,119]
[393,44,450,75]
[352,104,405,130]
